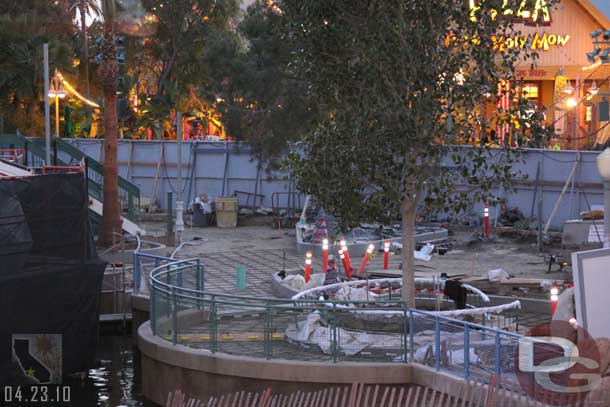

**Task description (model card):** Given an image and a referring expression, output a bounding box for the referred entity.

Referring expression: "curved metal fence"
[148,258,529,386]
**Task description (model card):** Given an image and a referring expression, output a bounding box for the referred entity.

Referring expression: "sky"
[590,0,610,22]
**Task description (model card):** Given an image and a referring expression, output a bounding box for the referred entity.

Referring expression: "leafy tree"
[212,1,320,158]
[139,0,240,98]
[0,1,74,135]
[281,0,554,306]
[69,0,101,96]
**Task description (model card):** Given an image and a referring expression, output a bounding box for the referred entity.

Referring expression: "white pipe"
[291,277,490,302]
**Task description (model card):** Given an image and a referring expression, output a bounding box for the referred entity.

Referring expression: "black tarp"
[0,172,105,384]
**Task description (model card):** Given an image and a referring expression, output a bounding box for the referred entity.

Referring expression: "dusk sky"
[591,0,610,21]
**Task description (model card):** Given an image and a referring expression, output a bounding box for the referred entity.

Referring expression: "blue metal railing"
[408,308,523,382]
[133,235,175,294]
[143,255,524,385]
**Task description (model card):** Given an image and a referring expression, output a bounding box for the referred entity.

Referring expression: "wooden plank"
[348,382,359,407]
[409,387,420,407]
[148,143,164,212]
[396,387,405,407]
[340,385,349,407]
[437,392,446,407]
[333,386,342,407]
[371,385,380,406]
[379,387,390,407]
[297,391,306,407]
[451,391,461,407]
[285,393,295,407]
[322,387,335,407]
[319,388,328,407]
[459,382,471,407]
[388,388,396,407]
[421,387,430,406]
[429,388,437,407]
[290,391,301,407]
[474,382,486,407]
[363,385,371,407]
[260,388,273,407]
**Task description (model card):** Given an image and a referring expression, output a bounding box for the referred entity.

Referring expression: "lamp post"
[597,148,610,248]
[48,69,67,138]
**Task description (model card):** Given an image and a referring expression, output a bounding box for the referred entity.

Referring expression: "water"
[67,335,156,407]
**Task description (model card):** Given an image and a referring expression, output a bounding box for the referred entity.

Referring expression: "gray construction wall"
[69,139,301,212]
[66,139,606,229]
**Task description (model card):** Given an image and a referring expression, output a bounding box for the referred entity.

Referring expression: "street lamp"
[48,69,67,137]
[596,148,610,248]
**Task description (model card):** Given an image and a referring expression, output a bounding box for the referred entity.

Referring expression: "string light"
[583,60,603,71]
[56,71,101,108]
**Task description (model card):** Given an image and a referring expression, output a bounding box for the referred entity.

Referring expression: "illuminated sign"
[492,32,571,51]
[516,68,547,77]
[470,0,552,25]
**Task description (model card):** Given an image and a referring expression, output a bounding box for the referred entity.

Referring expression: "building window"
[522,84,539,99]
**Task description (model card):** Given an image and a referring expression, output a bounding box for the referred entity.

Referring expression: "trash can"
[215,197,238,228]
[192,203,210,227]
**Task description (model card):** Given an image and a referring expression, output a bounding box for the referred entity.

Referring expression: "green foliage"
[280,0,556,229]
[212,1,322,158]
[0,1,74,135]
[139,0,240,98]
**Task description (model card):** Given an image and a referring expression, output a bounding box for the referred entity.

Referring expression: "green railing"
[0,134,140,220]
[148,259,525,384]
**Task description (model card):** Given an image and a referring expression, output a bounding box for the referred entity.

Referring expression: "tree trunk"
[401,196,417,308]
[99,24,121,246]
[79,1,90,96]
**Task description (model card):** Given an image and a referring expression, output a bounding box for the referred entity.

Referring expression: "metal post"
[210,297,217,353]
[434,316,441,371]
[495,331,502,376]
[196,259,203,309]
[133,252,140,294]
[409,309,414,362]
[175,112,184,244]
[604,180,610,248]
[167,192,174,238]
[464,325,470,379]
[332,304,338,363]
[171,286,178,345]
[196,259,202,291]
[402,305,408,362]
[43,43,51,165]
[265,304,272,359]
[200,262,205,292]
[150,283,156,335]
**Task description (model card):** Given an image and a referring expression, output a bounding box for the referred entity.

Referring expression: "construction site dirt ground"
[142,221,576,284]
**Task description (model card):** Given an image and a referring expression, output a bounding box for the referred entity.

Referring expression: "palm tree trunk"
[401,196,416,309]
[99,22,121,246]
[79,1,90,96]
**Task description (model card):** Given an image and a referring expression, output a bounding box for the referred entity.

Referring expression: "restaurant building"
[480,0,610,149]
